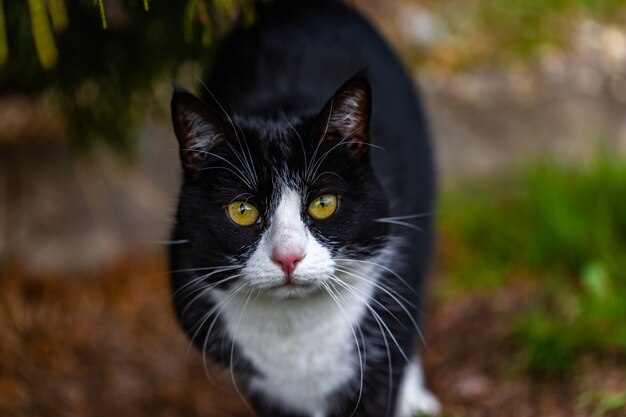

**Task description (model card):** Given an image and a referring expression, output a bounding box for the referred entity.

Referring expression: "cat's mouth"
[260,279,320,299]
[271,280,312,290]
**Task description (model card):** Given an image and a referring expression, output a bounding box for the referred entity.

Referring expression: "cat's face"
[171,75,389,300]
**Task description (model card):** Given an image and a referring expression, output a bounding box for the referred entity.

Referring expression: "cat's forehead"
[236,119,307,164]
[216,115,352,195]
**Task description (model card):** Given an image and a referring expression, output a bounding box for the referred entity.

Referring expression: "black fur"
[169,1,435,416]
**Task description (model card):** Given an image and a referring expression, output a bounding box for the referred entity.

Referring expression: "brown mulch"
[0,256,623,417]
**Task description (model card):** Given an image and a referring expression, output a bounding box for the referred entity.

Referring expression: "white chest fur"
[214,277,374,417]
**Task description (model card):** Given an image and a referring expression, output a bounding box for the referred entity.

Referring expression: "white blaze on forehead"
[268,187,307,256]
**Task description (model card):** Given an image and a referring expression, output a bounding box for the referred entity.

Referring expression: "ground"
[0,254,624,417]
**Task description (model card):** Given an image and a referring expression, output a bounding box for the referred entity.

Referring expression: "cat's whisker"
[306,98,334,182]
[180,273,246,320]
[228,120,258,188]
[150,264,242,279]
[307,127,354,183]
[328,277,395,414]
[336,272,412,410]
[320,281,365,417]
[172,268,243,302]
[334,258,422,298]
[225,123,259,189]
[311,170,349,186]
[334,265,427,349]
[197,78,259,188]
[330,275,408,333]
[145,239,189,245]
[282,111,309,179]
[228,193,254,205]
[229,287,257,414]
[307,127,373,183]
[187,281,245,357]
[196,283,249,385]
[334,265,417,310]
[199,165,254,190]
[375,212,435,221]
[374,219,424,233]
[185,148,255,189]
[224,138,257,187]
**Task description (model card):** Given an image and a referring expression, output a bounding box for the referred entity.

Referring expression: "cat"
[168,1,439,416]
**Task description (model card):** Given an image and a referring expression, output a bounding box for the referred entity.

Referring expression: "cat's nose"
[271,250,304,278]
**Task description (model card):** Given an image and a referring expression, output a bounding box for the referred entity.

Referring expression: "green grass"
[579,388,626,416]
[438,152,626,375]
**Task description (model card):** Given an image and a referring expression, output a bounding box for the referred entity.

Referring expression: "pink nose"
[271,251,304,277]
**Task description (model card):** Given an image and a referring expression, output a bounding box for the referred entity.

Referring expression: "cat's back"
[207,0,434,223]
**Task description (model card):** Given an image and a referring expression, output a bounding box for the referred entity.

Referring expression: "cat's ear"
[171,87,226,172]
[314,73,372,158]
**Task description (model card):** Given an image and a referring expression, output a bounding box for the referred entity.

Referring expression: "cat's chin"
[257,281,322,300]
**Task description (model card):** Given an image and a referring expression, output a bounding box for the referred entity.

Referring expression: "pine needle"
[94,0,107,29]
[28,0,58,69]
[47,0,68,32]
[0,0,7,66]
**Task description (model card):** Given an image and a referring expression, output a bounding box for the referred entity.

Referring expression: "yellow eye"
[307,194,338,220]
[227,201,260,226]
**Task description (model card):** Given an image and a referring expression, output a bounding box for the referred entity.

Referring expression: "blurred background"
[1,0,625,416]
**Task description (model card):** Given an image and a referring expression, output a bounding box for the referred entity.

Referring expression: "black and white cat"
[169,1,439,416]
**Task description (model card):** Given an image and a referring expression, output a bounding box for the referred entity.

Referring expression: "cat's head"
[170,74,389,300]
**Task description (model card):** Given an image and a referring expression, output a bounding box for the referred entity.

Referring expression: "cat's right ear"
[171,87,225,173]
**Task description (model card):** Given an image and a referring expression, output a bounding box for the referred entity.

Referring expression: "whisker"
[374,219,424,233]
[145,239,189,245]
[197,79,259,188]
[172,268,243,301]
[307,127,356,183]
[311,170,349,186]
[282,111,308,181]
[328,277,395,415]
[320,281,365,417]
[228,192,254,205]
[225,138,257,187]
[334,265,417,310]
[307,126,378,183]
[334,264,427,349]
[199,165,254,190]
[334,258,421,298]
[330,275,408,333]
[149,264,243,279]
[185,149,254,189]
[375,212,435,221]
[196,283,248,385]
[306,98,334,182]
[180,273,246,320]
[186,281,245,358]
[229,287,257,414]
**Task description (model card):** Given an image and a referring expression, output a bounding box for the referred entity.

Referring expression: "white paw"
[396,385,441,417]
[396,360,441,417]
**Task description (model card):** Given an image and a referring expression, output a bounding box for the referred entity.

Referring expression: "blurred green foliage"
[579,388,626,416]
[417,0,626,69]
[0,0,255,157]
[439,152,626,374]
[471,0,626,59]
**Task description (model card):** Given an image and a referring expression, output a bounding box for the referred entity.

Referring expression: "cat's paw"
[396,361,441,417]
[396,385,441,417]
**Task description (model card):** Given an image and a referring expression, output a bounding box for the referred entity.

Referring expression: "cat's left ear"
[314,73,372,158]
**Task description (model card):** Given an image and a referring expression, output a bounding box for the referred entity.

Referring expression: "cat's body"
[169,1,438,416]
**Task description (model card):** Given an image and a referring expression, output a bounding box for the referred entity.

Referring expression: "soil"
[0,254,624,417]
